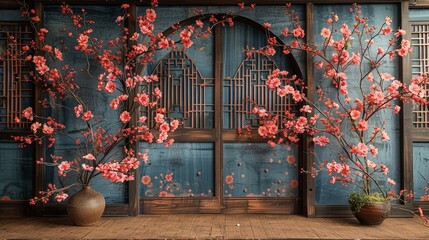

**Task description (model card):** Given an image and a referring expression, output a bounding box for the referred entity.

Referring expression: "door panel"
[223,143,298,197]
[140,142,215,197]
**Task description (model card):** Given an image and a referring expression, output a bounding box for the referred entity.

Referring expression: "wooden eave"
[3,0,411,6]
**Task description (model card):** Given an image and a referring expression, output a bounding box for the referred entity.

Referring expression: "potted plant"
[249,3,428,225]
[8,1,248,225]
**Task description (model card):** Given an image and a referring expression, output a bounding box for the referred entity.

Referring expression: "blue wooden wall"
[313,4,400,205]
[43,5,127,203]
[1,3,421,207]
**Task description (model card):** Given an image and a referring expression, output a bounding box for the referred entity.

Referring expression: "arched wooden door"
[138,16,304,214]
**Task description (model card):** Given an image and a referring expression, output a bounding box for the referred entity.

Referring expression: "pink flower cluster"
[96,157,139,183]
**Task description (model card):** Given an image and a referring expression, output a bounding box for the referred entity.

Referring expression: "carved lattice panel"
[223,53,295,129]
[411,23,429,128]
[0,22,33,130]
[141,50,214,129]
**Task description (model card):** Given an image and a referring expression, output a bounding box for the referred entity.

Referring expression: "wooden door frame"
[137,13,305,214]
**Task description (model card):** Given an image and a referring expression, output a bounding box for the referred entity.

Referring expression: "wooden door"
[139,17,303,214]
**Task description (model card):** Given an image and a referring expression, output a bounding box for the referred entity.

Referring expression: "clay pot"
[353,202,391,225]
[66,186,105,226]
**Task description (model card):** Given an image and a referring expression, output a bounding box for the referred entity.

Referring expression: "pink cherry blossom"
[135,92,150,106]
[58,161,71,176]
[351,143,368,157]
[82,111,94,121]
[54,192,68,202]
[82,153,96,161]
[369,145,379,157]
[141,175,151,185]
[387,178,396,186]
[42,124,54,135]
[160,122,170,132]
[357,119,368,131]
[263,22,271,29]
[225,175,234,185]
[385,16,392,25]
[82,164,94,171]
[313,136,330,146]
[170,120,179,132]
[158,38,169,49]
[120,111,131,123]
[31,122,42,133]
[155,113,165,124]
[74,105,83,117]
[350,110,361,120]
[105,81,116,93]
[145,9,156,22]
[293,26,305,38]
[22,107,33,121]
[321,28,331,38]
[165,173,173,182]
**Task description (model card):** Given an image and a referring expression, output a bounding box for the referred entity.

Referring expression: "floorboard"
[1,215,429,239]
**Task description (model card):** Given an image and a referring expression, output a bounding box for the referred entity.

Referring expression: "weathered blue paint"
[0,9,25,22]
[409,9,429,22]
[223,143,298,197]
[43,5,127,203]
[313,4,401,205]
[413,143,429,201]
[139,143,215,197]
[0,143,33,200]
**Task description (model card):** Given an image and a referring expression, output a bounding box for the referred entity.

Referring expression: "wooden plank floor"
[1,215,429,239]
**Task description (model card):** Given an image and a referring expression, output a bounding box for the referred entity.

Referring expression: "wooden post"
[400,0,413,209]
[126,2,139,216]
[303,2,316,217]
[34,1,45,217]
[214,24,223,211]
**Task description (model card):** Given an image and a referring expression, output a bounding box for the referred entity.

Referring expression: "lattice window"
[411,23,429,128]
[141,50,214,129]
[223,53,295,129]
[0,22,33,130]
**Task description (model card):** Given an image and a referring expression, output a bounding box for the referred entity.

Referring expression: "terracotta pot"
[353,202,391,225]
[66,186,105,226]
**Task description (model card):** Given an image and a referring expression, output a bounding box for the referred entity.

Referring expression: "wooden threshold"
[41,203,129,216]
[222,198,300,214]
[140,198,222,214]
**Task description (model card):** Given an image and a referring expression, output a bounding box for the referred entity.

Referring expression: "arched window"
[138,16,304,214]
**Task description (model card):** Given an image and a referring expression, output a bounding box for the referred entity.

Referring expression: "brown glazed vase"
[66,186,106,226]
[353,202,391,225]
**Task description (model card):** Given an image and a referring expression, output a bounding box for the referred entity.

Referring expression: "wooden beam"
[0,201,32,216]
[400,0,413,209]
[33,0,409,5]
[42,203,129,216]
[126,1,139,217]
[34,1,45,217]
[0,0,24,8]
[409,0,429,7]
[303,2,316,218]
[214,24,223,211]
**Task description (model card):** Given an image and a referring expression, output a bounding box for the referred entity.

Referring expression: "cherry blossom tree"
[248,3,427,222]
[9,1,251,204]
